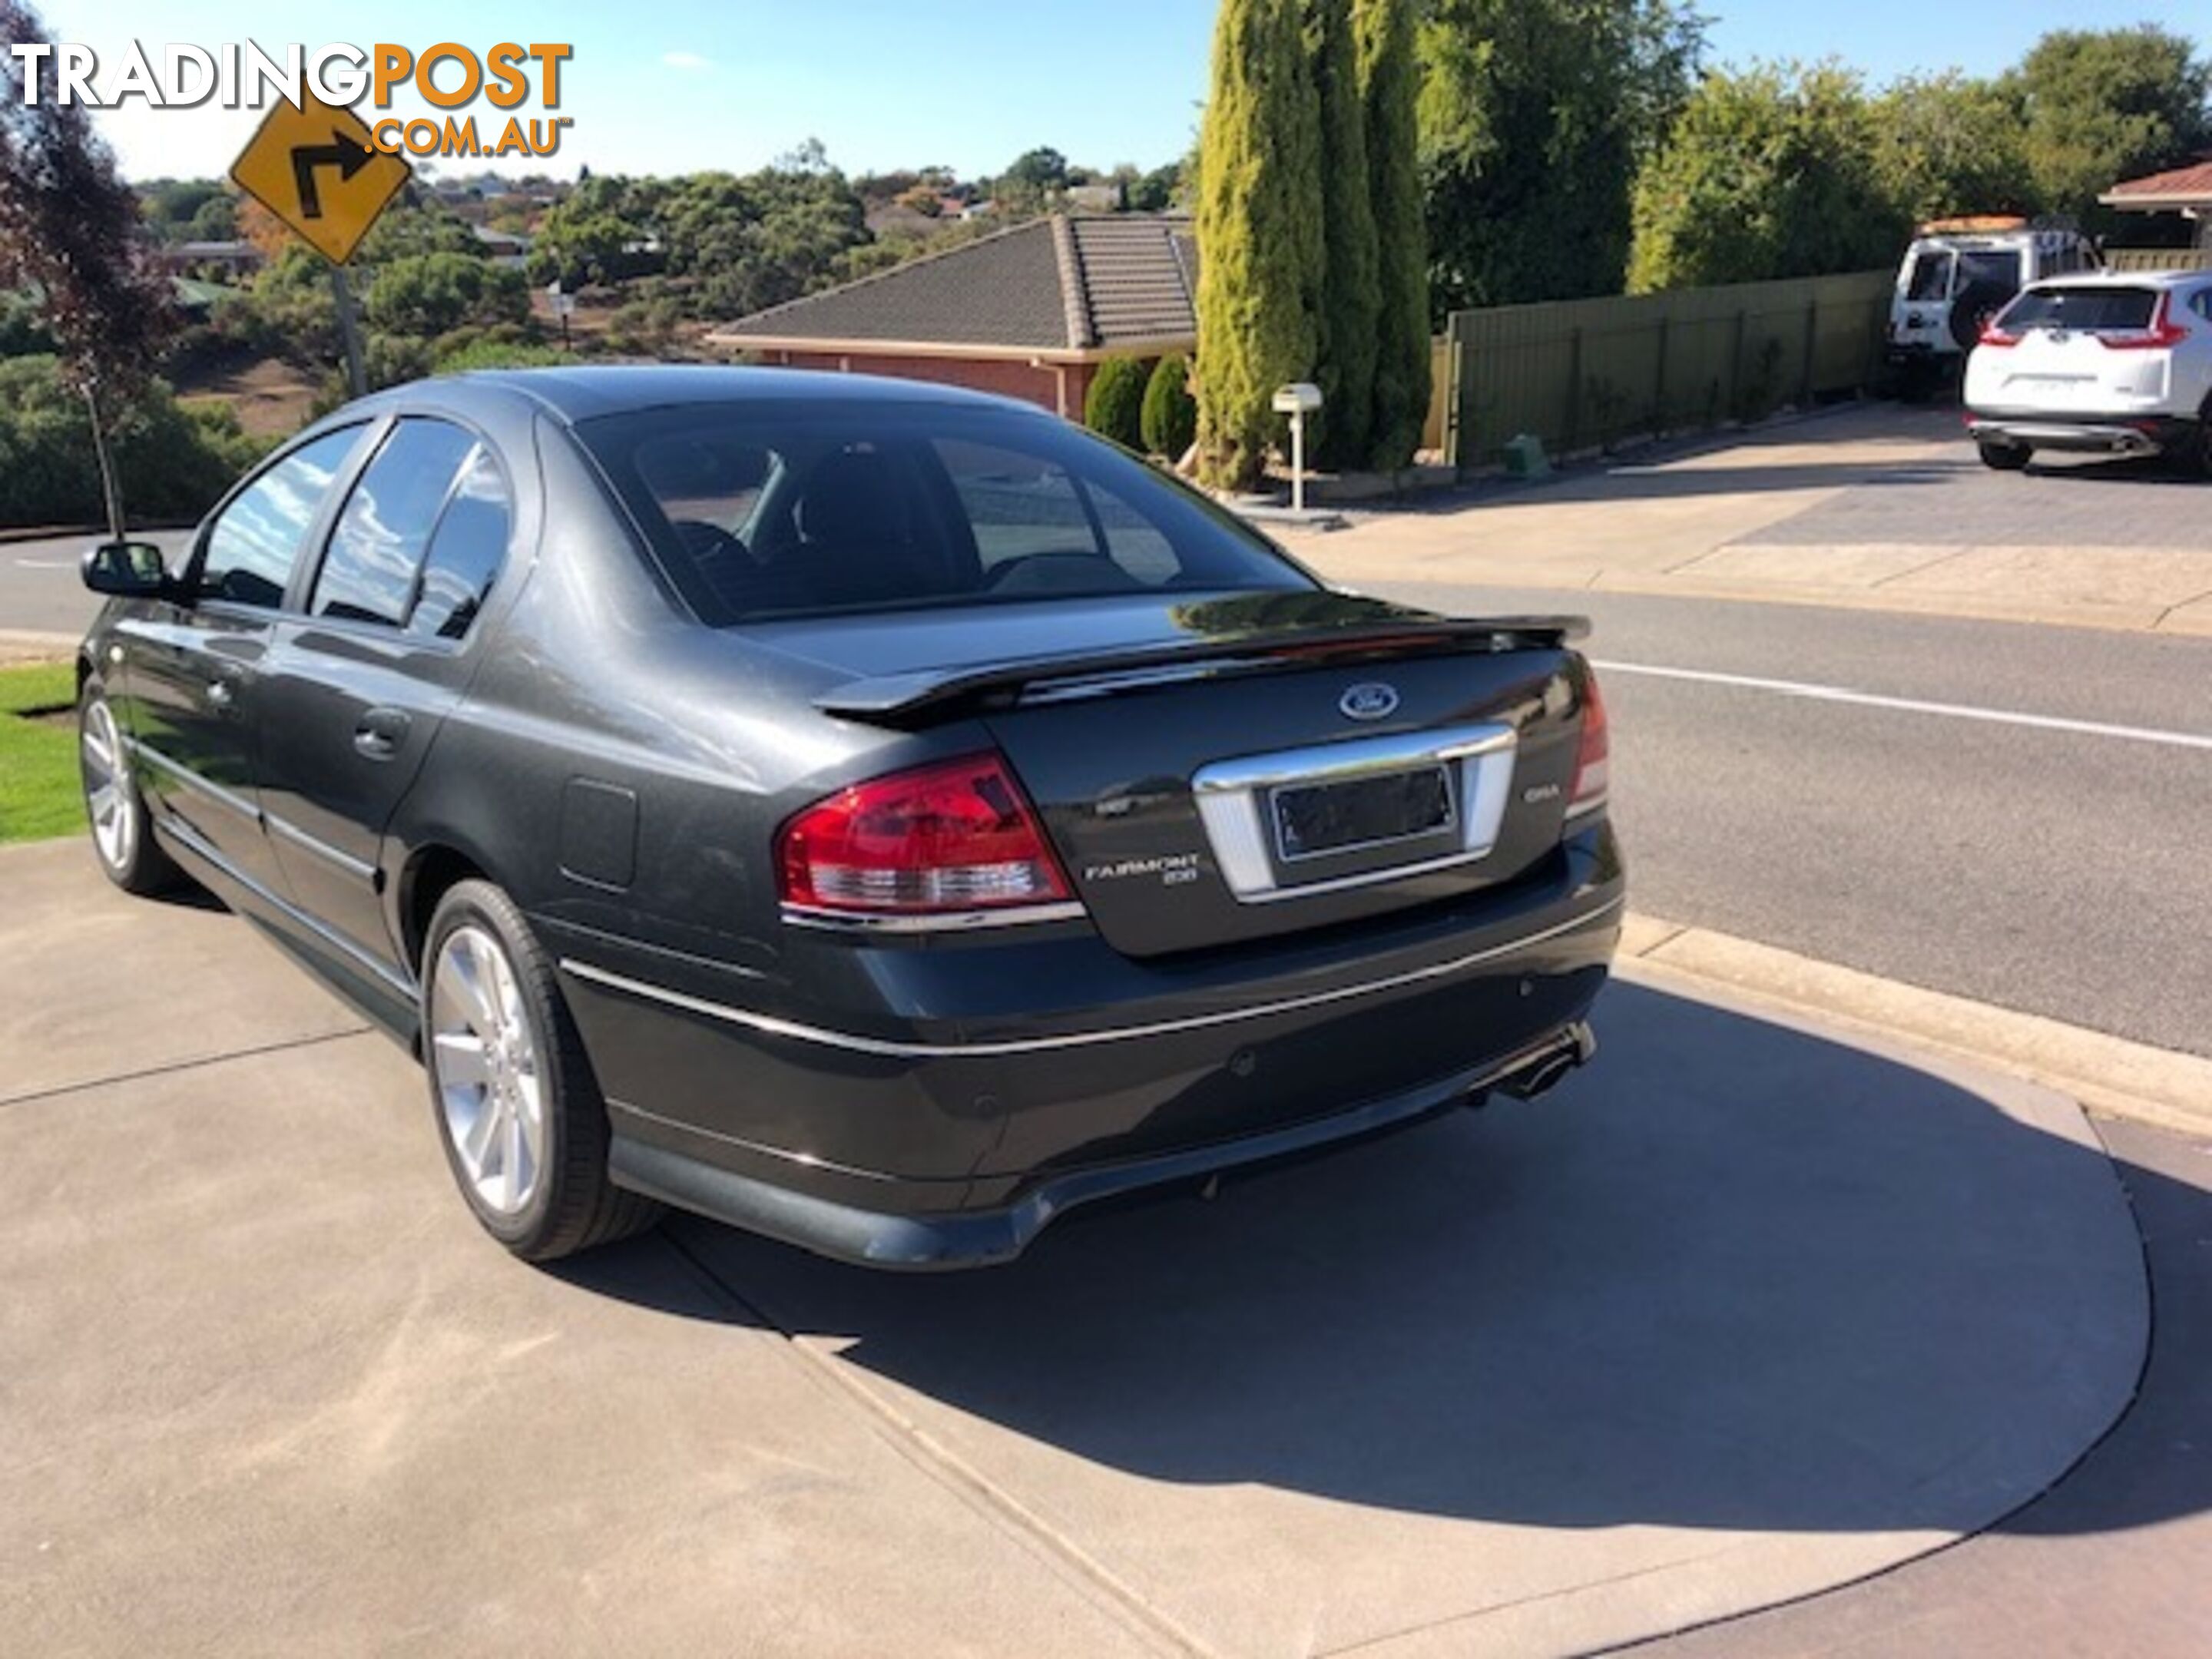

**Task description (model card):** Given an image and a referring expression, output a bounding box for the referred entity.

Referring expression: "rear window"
[578,400,1313,623]
[1998,286,2158,332]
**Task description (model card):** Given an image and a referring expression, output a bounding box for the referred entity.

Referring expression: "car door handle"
[353,708,411,760]
[206,679,234,711]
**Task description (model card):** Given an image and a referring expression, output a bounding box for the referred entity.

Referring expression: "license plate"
[1270,766,1455,862]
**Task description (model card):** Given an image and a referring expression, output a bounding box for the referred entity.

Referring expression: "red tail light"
[777,753,1073,915]
[2094,293,2187,350]
[1568,671,1608,816]
[1977,316,2021,348]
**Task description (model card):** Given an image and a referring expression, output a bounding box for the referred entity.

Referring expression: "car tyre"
[1977,440,2031,472]
[422,879,661,1260]
[78,679,183,896]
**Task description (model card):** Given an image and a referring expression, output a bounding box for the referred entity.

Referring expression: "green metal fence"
[1441,270,1894,469]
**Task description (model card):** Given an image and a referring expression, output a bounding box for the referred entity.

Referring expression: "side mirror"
[81,540,172,599]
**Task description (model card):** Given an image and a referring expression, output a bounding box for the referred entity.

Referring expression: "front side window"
[579,401,1312,624]
[197,428,363,608]
[312,420,479,628]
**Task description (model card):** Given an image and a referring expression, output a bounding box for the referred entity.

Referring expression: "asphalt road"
[0,529,189,636]
[1373,580,2212,1058]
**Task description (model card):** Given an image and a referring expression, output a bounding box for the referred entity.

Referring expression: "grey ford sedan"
[76,368,1622,1268]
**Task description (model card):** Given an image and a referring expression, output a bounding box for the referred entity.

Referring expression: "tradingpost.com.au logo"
[5,41,575,158]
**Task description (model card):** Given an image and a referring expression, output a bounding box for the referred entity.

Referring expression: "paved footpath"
[1289,403,2212,636]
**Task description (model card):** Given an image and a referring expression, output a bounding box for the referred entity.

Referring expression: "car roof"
[392,364,1048,427]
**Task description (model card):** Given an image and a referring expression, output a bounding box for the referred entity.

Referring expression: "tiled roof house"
[2100,158,2212,250]
[707,214,1197,416]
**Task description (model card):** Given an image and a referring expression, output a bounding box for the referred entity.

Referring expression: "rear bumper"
[1965,410,2194,454]
[548,827,1624,1267]
[609,1021,1597,1269]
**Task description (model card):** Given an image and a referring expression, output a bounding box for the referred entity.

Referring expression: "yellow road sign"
[229,92,412,266]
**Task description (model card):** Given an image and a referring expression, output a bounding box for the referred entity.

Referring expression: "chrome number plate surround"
[1192,723,1518,904]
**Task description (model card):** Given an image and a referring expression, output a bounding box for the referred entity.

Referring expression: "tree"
[366,253,529,338]
[1084,356,1151,449]
[185,194,239,243]
[1141,353,1199,459]
[0,1,177,537]
[1356,0,1429,469]
[1870,74,2036,225]
[2008,26,2211,233]
[1627,61,1902,292]
[1416,0,1702,313]
[1310,0,1377,469]
[1128,160,1186,212]
[1195,0,1323,489]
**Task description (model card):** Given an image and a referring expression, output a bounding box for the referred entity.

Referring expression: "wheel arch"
[396,842,491,977]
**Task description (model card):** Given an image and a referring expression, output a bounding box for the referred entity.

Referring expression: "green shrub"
[1141,353,1198,459]
[1084,356,1151,449]
[0,356,271,529]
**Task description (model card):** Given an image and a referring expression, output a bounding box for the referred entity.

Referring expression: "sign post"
[329,267,368,399]
[548,281,576,352]
[228,91,414,402]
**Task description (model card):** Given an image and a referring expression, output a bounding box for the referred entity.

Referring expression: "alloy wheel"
[80,698,135,873]
[429,924,546,1217]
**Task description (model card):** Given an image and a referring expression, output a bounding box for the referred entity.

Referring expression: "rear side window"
[580,400,1310,624]
[197,428,363,608]
[1999,287,2158,332]
[313,420,478,627]
[309,419,512,637]
[411,445,511,640]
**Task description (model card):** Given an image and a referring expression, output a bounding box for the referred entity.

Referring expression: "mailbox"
[1271,383,1323,513]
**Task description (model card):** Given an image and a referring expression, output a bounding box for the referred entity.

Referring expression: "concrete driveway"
[0,839,2148,1657]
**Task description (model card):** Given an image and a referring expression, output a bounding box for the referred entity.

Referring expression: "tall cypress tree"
[1196,0,1324,491]
[1355,0,1431,469]
[1309,0,1379,470]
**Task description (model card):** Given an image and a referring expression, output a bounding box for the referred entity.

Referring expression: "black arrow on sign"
[289,130,376,220]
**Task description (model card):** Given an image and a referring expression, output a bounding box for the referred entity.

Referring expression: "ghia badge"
[1338,682,1401,721]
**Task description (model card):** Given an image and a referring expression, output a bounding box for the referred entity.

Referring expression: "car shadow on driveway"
[606,982,2167,1553]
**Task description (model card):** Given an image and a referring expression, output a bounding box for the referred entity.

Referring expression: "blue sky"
[34,0,2212,184]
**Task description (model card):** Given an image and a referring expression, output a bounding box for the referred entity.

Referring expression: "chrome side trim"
[559,892,1621,1060]
[779,899,1089,935]
[127,738,258,822]
[1191,723,1518,901]
[267,812,379,885]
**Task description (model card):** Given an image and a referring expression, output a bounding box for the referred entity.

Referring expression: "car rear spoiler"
[813,614,1590,727]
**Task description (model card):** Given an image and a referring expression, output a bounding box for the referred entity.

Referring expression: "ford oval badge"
[1339,682,1400,722]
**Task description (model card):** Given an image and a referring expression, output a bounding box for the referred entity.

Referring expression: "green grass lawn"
[0,662,85,844]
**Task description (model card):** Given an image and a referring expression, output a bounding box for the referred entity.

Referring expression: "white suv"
[1964,270,2212,475]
